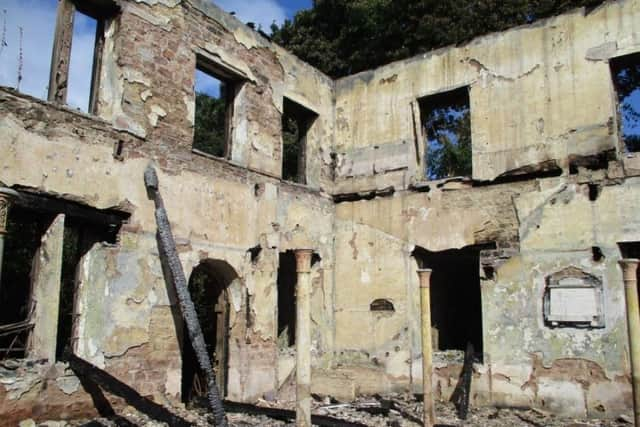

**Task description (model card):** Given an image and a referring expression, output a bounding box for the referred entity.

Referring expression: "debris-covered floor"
[22,394,634,427]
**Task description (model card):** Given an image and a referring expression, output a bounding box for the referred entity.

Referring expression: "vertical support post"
[48,0,75,103]
[621,259,640,426]
[417,268,435,427]
[0,187,19,288]
[88,18,105,115]
[295,249,313,427]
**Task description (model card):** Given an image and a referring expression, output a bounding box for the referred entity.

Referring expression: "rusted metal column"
[295,249,313,427]
[0,187,19,287]
[417,268,435,427]
[621,259,640,426]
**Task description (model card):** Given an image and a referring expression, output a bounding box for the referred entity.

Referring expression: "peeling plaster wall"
[96,0,335,190]
[0,0,337,412]
[333,0,640,191]
[331,175,639,416]
[1,0,640,423]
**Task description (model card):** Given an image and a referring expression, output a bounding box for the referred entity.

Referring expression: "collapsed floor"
[19,395,635,427]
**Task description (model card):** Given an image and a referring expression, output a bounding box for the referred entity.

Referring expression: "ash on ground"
[20,394,634,427]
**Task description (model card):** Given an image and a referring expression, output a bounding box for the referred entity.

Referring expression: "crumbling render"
[144,165,227,427]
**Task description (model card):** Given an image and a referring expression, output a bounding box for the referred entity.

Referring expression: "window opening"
[282,98,317,184]
[193,62,239,159]
[611,52,640,153]
[370,299,395,312]
[277,251,296,349]
[0,0,115,112]
[419,87,472,180]
[67,10,98,113]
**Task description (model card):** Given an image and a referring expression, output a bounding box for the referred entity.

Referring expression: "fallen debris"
[21,393,635,427]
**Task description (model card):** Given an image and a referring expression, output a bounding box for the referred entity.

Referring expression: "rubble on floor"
[19,393,634,426]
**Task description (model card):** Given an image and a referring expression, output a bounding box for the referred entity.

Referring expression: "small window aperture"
[370,299,395,312]
[610,52,640,153]
[193,57,241,159]
[282,98,317,184]
[418,87,472,180]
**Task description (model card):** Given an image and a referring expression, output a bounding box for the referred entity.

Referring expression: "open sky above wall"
[0,0,312,111]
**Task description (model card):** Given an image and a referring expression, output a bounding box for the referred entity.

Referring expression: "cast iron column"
[621,259,640,426]
[295,249,313,427]
[417,268,435,427]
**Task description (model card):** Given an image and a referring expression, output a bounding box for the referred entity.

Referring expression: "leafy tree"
[426,108,472,179]
[271,0,610,179]
[193,92,227,157]
[611,52,640,153]
[272,0,605,79]
[282,115,301,181]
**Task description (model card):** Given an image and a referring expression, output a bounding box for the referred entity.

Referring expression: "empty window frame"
[0,0,114,111]
[282,98,317,184]
[193,58,241,159]
[418,87,472,180]
[49,0,117,113]
[610,52,640,153]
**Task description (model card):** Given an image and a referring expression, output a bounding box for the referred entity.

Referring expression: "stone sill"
[0,86,110,128]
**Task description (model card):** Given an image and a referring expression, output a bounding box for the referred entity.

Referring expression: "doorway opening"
[413,245,486,358]
[182,259,237,406]
[277,251,296,349]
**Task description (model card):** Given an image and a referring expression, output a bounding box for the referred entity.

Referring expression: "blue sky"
[0,0,637,145]
[0,0,311,110]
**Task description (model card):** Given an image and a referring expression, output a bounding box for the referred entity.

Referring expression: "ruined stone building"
[0,0,639,423]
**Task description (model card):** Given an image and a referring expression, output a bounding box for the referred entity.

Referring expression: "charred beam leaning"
[620,259,640,426]
[0,187,19,288]
[295,249,314,427]
[144,165,228,427]
[417,268,435,427]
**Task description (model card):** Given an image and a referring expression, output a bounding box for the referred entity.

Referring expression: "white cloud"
[213,0,287,32]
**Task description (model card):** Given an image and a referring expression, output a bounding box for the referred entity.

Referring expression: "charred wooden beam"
[451,342,474,420]
[144,165,228,427]
[224,401,368,427]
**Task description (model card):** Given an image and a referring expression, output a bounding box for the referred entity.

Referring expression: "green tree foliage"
[272,0,604,79]
[426,108,472,179]
[272,0,608,179]
[611,52,640,152]
[282,115,301,181]
[193,92,227,157]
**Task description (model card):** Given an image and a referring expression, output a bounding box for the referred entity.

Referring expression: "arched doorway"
[181,259,237,406]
